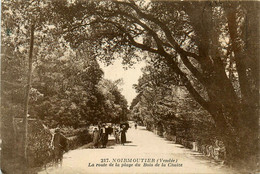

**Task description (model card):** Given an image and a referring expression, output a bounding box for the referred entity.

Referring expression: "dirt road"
[39,126,236,174]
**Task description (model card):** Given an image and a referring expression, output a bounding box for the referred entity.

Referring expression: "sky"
[98,59,146,106]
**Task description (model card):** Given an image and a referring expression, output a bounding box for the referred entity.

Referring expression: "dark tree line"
[130,59,220,152]
[1,0,128,171]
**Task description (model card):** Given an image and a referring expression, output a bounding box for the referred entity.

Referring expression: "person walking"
[120,125,127,145]
[51,128,68,167]
[92,127,100,148]
[134,123,137,129]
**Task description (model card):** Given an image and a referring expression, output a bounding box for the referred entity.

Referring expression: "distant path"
[39,126,237,174]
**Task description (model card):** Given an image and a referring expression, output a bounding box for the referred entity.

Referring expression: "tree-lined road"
[40,126,236,174]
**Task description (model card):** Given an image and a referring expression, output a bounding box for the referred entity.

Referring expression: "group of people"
[92,123,128,148]
[49,122,135,166]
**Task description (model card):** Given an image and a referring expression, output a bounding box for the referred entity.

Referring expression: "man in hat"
[52,128,68,166]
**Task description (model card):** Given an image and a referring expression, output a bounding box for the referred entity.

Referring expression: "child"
[92,127,100,148]
[114,128,120,144]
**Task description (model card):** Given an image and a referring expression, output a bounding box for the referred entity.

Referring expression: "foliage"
[131,61,216,143]
[1,0,129,127]
[27,121,53,167]
[98,79,128,123]
[1,1,129,172]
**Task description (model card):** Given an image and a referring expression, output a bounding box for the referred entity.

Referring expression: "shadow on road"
[81,139,116,149]
[123,144,137,147]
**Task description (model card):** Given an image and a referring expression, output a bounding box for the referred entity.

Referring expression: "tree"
[53,0,259,168]
[98,79,128,123]
[131,59,215,143]
[1,0,52,169]
[32,45,105,127]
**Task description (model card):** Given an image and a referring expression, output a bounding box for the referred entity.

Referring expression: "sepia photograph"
[0,0,259,173]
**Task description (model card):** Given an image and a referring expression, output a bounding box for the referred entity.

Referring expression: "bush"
[67,129,92,150]
[27,120,53,167]
[17,121,93,168]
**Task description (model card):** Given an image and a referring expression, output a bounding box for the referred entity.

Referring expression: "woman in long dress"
[100,124,108,148]
[120,126,126,145]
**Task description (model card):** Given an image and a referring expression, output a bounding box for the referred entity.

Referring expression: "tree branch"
[162,55,210,113]
[118,1,200,60]
[104,20,160,54]
[116,1,208,87]
[224,4,251,102]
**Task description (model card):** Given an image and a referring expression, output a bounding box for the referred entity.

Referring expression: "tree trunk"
[22,23,35,171]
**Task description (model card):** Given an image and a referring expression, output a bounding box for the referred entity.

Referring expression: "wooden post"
[23,23,35,169]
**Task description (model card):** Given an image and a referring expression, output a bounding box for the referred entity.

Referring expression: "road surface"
[39,126,236,174]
